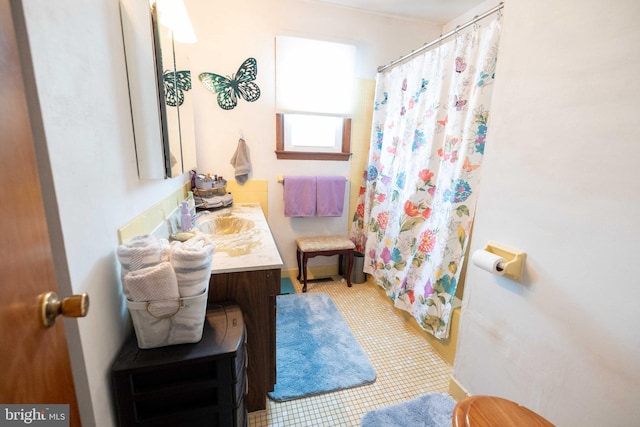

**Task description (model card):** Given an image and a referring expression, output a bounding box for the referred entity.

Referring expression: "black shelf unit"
[111,303,247,427]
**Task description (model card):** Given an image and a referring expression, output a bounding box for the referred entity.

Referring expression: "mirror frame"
[150,3,172,176]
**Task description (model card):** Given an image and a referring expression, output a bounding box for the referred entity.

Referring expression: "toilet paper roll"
[472,250,506,275]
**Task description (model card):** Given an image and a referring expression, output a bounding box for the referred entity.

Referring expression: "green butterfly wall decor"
[163,70,192,107]
[199,57,261,110]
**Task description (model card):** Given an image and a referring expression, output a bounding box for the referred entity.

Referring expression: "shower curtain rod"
[377,2,504,73]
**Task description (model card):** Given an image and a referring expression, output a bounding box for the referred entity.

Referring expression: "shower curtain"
[351,17,502,339]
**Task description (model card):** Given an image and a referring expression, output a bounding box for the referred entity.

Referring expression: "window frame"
[275,113,352,161]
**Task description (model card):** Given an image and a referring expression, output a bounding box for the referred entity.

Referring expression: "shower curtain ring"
[473,16,480,31]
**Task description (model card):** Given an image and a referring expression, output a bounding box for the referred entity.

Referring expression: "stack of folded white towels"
[117,234,215,348]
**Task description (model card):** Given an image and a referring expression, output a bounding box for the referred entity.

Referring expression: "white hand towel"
[170,235,216,297]
[167,236,214,343]
[123,261,180,304]
[117,235,170,298]
[123,262,180,347]
[230,138,251,184]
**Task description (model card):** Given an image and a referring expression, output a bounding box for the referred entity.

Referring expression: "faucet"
[192,210,212,223]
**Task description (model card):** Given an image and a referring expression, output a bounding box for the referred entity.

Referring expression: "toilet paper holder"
[483,241,526,281]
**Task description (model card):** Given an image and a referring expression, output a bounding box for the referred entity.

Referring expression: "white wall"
[184,0,443,270]
[20,1,188,425]
[453,1,640,426]
[443,0,497,33]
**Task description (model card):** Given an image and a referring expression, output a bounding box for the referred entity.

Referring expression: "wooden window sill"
[274,151,351,161]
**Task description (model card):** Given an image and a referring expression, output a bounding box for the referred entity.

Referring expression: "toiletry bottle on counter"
[181,201,192,231]
[187,191,196,216]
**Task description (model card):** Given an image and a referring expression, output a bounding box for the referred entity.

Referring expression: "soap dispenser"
[180,201,192,231]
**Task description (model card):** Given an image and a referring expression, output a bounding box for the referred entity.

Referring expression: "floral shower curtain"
[350,17,502,339]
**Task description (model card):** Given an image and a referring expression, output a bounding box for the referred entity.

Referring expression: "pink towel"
[284,176,317,217]
[316,176,346,217]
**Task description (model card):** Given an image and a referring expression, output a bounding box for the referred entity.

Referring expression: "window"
[275,113,351,160]
[275,36,356,160]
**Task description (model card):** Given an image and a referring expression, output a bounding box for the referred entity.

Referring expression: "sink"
[194,213,260,257]
[195,215,255,235]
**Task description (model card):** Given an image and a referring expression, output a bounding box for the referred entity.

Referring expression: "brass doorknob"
[39,292,89,328]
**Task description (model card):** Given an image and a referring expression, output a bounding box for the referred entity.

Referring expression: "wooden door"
[207,269,280,412]
[0,1,81,425]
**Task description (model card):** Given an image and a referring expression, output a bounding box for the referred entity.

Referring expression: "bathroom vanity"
[197,204,283,412]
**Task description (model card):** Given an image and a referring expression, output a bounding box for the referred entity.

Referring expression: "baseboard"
[448,376,469,402]
[282,268,295,279]
[282,265,339,281]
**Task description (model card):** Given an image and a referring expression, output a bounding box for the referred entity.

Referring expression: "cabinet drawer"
[134,387,221,422]
[127,403,243,427]
[129,359,235,395]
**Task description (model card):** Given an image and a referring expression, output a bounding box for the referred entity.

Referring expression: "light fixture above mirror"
[151,0,197,44]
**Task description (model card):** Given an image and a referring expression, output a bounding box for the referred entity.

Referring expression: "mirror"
[119,0,196,179]
[151,1,196,178]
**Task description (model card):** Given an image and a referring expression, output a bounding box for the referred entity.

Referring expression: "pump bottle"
[180,201,192,231]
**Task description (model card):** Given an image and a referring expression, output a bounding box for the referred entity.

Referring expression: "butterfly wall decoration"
[163,70,192,107]
[199,57,261,110]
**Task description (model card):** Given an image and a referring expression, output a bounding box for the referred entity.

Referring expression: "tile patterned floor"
[249,276,452,427]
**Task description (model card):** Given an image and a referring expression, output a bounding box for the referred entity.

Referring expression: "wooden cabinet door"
[208,269,280,412]
[0,2,80,425]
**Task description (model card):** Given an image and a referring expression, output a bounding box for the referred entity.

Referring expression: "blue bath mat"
[361,393,456,427]
[280,277,295,294]
[268,292,376,401]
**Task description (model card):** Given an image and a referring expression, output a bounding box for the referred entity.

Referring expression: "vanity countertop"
[197,203,283,274]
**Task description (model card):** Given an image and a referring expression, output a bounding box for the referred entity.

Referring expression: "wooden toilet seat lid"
[452,395,555,427]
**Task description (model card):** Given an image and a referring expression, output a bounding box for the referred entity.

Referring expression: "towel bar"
[277,175,348,183]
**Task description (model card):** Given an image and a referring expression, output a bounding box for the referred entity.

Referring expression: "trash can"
[344,251,366,284]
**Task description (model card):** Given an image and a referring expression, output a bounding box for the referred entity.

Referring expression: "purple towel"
[283,176,317,217]
[316,176,346,217]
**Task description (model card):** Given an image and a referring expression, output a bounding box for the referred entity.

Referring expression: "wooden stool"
[453,395,554,427]
[296,236,355,292]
